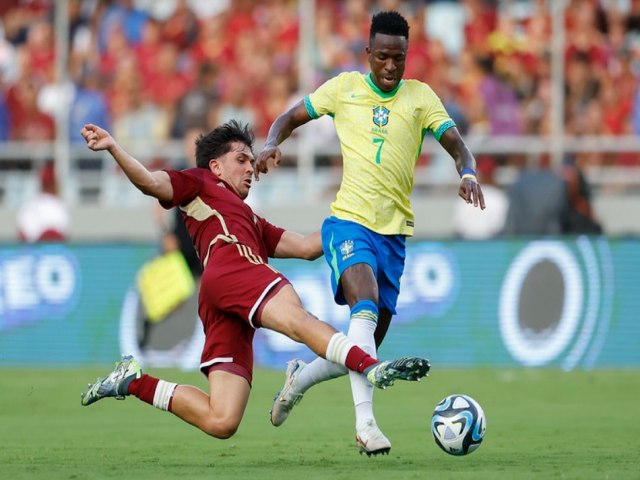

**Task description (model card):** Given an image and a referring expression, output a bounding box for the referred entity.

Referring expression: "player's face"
[210,142,255,199]
[367,33,407,92]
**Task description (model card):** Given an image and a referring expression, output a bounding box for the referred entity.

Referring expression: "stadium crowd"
[1,0,640,169]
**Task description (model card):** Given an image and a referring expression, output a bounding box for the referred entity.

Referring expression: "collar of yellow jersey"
[366,72,404,98]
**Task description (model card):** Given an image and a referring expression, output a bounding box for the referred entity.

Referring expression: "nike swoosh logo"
[350,93,365,98]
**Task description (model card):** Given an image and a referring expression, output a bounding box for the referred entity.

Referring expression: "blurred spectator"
[97,0,148,54]
[171,62,219,138]
[502,163,569,236]
[0,90,9,141]
[216,79,255,129]
[561,156,603,234]
[16,160,71,242]
[22,19,54,84]
[502,157,603,236]
[160,0,199,50]
[454,157,508,239]
[98,26,130,82]
[155,126,203,280]
[190,14,233,67]
[7,77,55,141]
[0,22,19,83]
[134,18,164,85]
[143,41,192,108]
[254,75,292,137]
[475,55,523,136]
[68,68,111,143]
[110,49,170,146]
[462,0,497,56]
[68,0,92,54]
[112,83,170,146]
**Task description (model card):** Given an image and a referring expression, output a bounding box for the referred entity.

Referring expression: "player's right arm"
[273,230,322,260]
[81,124,173,203]
[254,100,312,180]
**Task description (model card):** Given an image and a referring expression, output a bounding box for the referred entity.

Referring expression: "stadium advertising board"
[0,238,637,369]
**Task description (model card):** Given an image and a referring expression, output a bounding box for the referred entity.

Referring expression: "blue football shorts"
[321,216,406,314]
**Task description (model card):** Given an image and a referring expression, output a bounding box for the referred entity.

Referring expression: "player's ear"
[209,158,222,176]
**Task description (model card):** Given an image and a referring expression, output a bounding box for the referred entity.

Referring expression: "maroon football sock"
[345,346,379,373]
[127,374,159,405]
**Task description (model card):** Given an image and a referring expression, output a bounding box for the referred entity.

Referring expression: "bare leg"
[170,370,250,439]
[260,284,343,357]
[375,309,392,348]
[285,308,393,395]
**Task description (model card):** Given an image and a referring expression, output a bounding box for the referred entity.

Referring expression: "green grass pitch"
[1,367,638,480]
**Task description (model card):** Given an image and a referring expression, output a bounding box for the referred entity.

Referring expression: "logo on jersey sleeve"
[373,106,390,127]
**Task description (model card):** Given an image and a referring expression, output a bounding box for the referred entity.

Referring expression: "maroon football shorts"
[197,248,290,384]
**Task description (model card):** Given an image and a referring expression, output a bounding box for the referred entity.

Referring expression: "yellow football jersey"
[305,71,455,236]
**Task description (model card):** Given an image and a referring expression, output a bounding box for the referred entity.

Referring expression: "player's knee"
[201,417,240,439]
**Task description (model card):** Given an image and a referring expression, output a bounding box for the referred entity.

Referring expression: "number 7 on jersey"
[373,137,385,164]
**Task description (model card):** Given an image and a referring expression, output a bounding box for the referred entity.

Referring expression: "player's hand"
[81,124,115,152]
[458,178,486,209]
[254,145,282,181]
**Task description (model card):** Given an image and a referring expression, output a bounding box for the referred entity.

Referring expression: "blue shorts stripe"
[328,232,340,285]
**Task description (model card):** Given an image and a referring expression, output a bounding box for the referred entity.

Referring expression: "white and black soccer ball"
[431,394,486,456]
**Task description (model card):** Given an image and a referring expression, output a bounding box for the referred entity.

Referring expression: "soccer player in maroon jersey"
[79,120,430,440]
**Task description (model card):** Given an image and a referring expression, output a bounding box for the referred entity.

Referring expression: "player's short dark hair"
[195,120,255,169]
[370,11,409,42]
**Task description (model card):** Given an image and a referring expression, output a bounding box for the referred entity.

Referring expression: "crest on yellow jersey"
[373,106,390,127]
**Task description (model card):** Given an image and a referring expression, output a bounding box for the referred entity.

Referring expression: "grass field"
[1,367,638,480]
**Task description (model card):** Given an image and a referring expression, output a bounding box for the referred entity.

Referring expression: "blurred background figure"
[501,155,603,237]
[154,125,203,281]
[139,126,203,349]
[16,160,71,242]
[561,156,603,234]
[502,161,569,236]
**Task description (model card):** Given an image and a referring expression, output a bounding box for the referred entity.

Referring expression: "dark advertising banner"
[0,238,638,370]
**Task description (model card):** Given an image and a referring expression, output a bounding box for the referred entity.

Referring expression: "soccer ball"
[431,394,486,456]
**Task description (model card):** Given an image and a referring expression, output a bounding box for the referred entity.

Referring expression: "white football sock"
[347,310,377,431]
[294,357,347,393]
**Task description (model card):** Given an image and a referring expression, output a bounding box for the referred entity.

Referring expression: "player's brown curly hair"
[195,120,255,169]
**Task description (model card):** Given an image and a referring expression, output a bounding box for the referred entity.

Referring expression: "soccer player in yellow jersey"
[256,11,485,456]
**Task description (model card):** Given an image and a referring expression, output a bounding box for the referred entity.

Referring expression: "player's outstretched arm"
[80,124,173,203]
[255,100,312,181]
[439,127,485,209]
[273,230,322,261]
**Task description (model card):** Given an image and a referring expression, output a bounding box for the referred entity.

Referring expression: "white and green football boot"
[366,356,430,389]
[81,355,142,406]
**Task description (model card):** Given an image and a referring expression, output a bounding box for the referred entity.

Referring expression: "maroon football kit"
[162,168,289,383]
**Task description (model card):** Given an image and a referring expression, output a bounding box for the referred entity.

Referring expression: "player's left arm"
[81,124,173,203]
[255,101,313,180]
[273,230,323,260]
[439,127,485,209]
